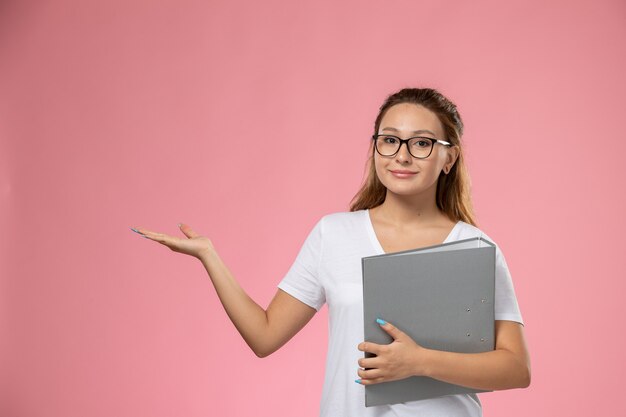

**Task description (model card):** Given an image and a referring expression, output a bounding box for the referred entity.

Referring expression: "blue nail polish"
[355,379,361,384]
[376,318,387,326]
[131,228,149,238]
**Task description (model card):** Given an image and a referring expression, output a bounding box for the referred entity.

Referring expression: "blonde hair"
[349,87,477,227]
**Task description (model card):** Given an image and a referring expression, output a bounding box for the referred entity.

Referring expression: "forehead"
[379,103,444,137]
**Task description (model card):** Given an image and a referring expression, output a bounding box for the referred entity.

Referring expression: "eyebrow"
[381,127,438,136]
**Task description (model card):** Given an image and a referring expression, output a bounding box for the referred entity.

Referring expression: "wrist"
[415,347,437,378]
[197,243,217,263]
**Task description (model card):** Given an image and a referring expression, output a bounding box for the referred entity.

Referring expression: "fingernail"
[130,228,142,235]
[177,223,182,228]
[355,379,362,384]
[376,318,387,326]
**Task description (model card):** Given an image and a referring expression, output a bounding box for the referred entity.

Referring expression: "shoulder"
[322,210,366,222]
[454,221,499,246]
[314,210,367,236]
[455,222,512,267]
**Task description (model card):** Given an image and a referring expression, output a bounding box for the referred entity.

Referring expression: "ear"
[445,145,460,173]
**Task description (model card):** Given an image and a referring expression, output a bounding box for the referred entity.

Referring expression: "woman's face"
[374,103,458,199]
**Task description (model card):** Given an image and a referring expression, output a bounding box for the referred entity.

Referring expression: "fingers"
[132,224,200,240]
[357,367,384,380]
[178,223,200,239]
[377,318,404,341]
[132,228,164,241]
[143,231,173,244]
[132,228,156,239]
[130,227,156,236]
[356,319,404,354]
[357,318,408,356]
[357,341,383,355]
[356,356,385,385]
[358,356,379,369]
[355,376,386,385]
[131,227,177,246]
[130,228,149,238]
[355,319,423,387]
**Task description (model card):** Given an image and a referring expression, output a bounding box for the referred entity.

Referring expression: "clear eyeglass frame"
[371,134,452,159]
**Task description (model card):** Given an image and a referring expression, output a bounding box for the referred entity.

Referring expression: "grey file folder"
[361,237,496,407]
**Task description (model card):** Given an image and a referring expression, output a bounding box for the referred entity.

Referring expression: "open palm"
[131,223,213,259]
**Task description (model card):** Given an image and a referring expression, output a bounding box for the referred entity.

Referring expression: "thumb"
[376,318,405,341]
[178,223,200,239]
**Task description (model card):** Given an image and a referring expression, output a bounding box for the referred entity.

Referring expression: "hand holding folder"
[361,237,496,407]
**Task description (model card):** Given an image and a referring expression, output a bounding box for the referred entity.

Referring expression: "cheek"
[436,147,450,166]
[373,156,386,177]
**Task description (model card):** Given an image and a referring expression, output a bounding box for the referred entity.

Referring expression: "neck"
[376,189,444,227]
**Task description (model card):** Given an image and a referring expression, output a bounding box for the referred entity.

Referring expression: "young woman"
[131,87,531,417]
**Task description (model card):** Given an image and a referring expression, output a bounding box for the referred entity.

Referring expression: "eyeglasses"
[372,134,452,159]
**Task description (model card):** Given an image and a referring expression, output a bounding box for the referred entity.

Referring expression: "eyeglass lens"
[375,136,434,158]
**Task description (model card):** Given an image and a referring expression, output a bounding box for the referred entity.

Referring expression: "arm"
[133,223,317,358]
[422,320,530,389]
[357,319,531,390]
[199,248,317,358]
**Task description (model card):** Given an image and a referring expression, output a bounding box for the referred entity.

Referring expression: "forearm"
[421,348,531,391]
[199,247,270,356]
[135,224,310,357]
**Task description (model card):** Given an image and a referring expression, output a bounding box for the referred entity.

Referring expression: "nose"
[395,141,412,163]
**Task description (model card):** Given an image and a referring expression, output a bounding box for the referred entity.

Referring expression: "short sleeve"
[494,245,524,325]
[277,217,326,311]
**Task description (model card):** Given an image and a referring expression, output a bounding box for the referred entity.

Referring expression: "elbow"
[520,364,531,388]
[515,362,531,389]
[500,354,531,390]
[251,344,277,359]
[253,349,271,358]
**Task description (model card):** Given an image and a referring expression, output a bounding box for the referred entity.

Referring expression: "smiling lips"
[390,169,418,178]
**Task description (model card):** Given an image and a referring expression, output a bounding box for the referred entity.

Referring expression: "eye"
[412,138,432,148]
[382,136,399,144]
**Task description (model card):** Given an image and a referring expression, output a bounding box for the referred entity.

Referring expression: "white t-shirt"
[278,209,524,417]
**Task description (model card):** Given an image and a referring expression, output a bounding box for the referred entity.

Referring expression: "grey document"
[361,237,496,407]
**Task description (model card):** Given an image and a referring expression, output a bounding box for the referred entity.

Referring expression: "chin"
[389,189,427,197]
[381,180,436,198]
[382,184,422,195]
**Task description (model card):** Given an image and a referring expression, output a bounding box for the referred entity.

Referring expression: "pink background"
[1,0,625,416]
